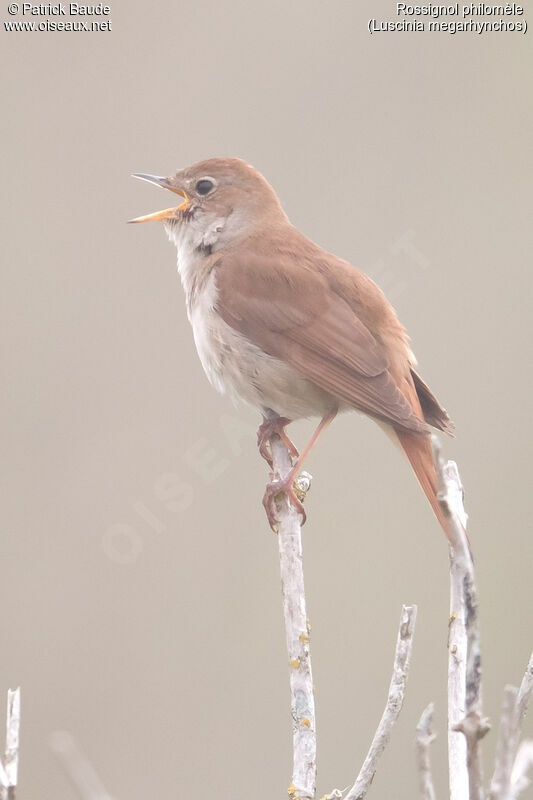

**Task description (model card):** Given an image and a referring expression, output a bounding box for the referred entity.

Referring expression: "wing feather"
[214,246,428,433]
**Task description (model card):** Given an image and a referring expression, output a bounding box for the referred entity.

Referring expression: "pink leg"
[257,416,299,468]
[263,409,337,531]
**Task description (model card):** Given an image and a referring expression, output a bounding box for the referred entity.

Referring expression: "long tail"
[394,428,450,540]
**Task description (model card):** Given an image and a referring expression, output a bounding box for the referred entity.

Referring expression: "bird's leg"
[257,415,299,468]
[263,409,337,531]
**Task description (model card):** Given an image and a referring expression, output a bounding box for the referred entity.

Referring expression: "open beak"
[128,173,190,223]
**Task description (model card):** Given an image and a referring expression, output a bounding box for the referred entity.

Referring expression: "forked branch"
[267,433,417,800]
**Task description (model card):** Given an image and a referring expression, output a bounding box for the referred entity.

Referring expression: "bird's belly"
[189,302,334,420]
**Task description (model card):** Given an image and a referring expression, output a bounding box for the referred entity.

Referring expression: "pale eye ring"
[196,178,215,196]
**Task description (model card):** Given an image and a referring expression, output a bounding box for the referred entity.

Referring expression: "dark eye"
[196,179,214,195]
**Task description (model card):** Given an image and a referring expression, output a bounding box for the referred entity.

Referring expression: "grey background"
[2,1,532,797]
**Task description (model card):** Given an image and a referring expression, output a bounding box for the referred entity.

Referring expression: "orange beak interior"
[129,173,189,223]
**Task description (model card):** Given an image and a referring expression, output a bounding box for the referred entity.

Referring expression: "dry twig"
[0,689,20,800]
[344,604,417,800]
[416,703,437,800]
[489,653,533,800]
[434,442,489,800]
[510,739,533,799]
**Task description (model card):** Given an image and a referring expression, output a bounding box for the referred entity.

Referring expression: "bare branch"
[416,703,437,800]
[517,653,533,723]
[345,604,417,800]
[488,653,533,800]
[489,686,520,800]
[434,441,488,800]
[0,689,20,800]
[270,435,316,800]
[50,731,114,800]
[453,712,491,800]
[510,740,533,799]
[264,431,531,800]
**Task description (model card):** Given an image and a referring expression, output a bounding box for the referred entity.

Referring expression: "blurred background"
[1,1,532,797]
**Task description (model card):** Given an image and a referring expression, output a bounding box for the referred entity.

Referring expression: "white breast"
[189,270,334,419]
[167,219,335,419]
[189,269,264,405]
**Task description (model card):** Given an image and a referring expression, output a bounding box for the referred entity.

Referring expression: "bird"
[130,158,453,536]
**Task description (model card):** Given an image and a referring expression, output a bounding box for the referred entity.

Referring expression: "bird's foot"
[257,417,299,468]
[262,471,307,532]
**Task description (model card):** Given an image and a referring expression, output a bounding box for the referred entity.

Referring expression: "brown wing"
[214,245,428,433]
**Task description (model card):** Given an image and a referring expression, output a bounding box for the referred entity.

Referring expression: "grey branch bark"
[489,653,533,800]
[345,604,417,800]
[0,688,20,800]
[416,703,437,800]
[269,435,317,800]
[265,432,533,800]
[434,441,489,800]
[489,687,520,800]
[510,740,533,799]
[517,654,533,725]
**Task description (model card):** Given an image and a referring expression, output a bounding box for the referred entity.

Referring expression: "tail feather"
[394,428,450,540]
[410,369,454,435]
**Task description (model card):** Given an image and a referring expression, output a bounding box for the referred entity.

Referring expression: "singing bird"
[130,158,453,534]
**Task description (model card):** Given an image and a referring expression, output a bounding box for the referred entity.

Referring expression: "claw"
[262,473,307,532]
[259,410,335,532]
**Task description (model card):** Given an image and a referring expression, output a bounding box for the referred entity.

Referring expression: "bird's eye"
[196,179,214,195]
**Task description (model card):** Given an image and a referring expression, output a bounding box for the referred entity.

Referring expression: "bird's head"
[129,157,287,251]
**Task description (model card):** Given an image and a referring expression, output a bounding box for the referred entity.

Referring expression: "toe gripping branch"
[257,417,311,532]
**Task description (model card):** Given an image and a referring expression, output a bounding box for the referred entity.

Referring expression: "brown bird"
[130,158,453,535]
